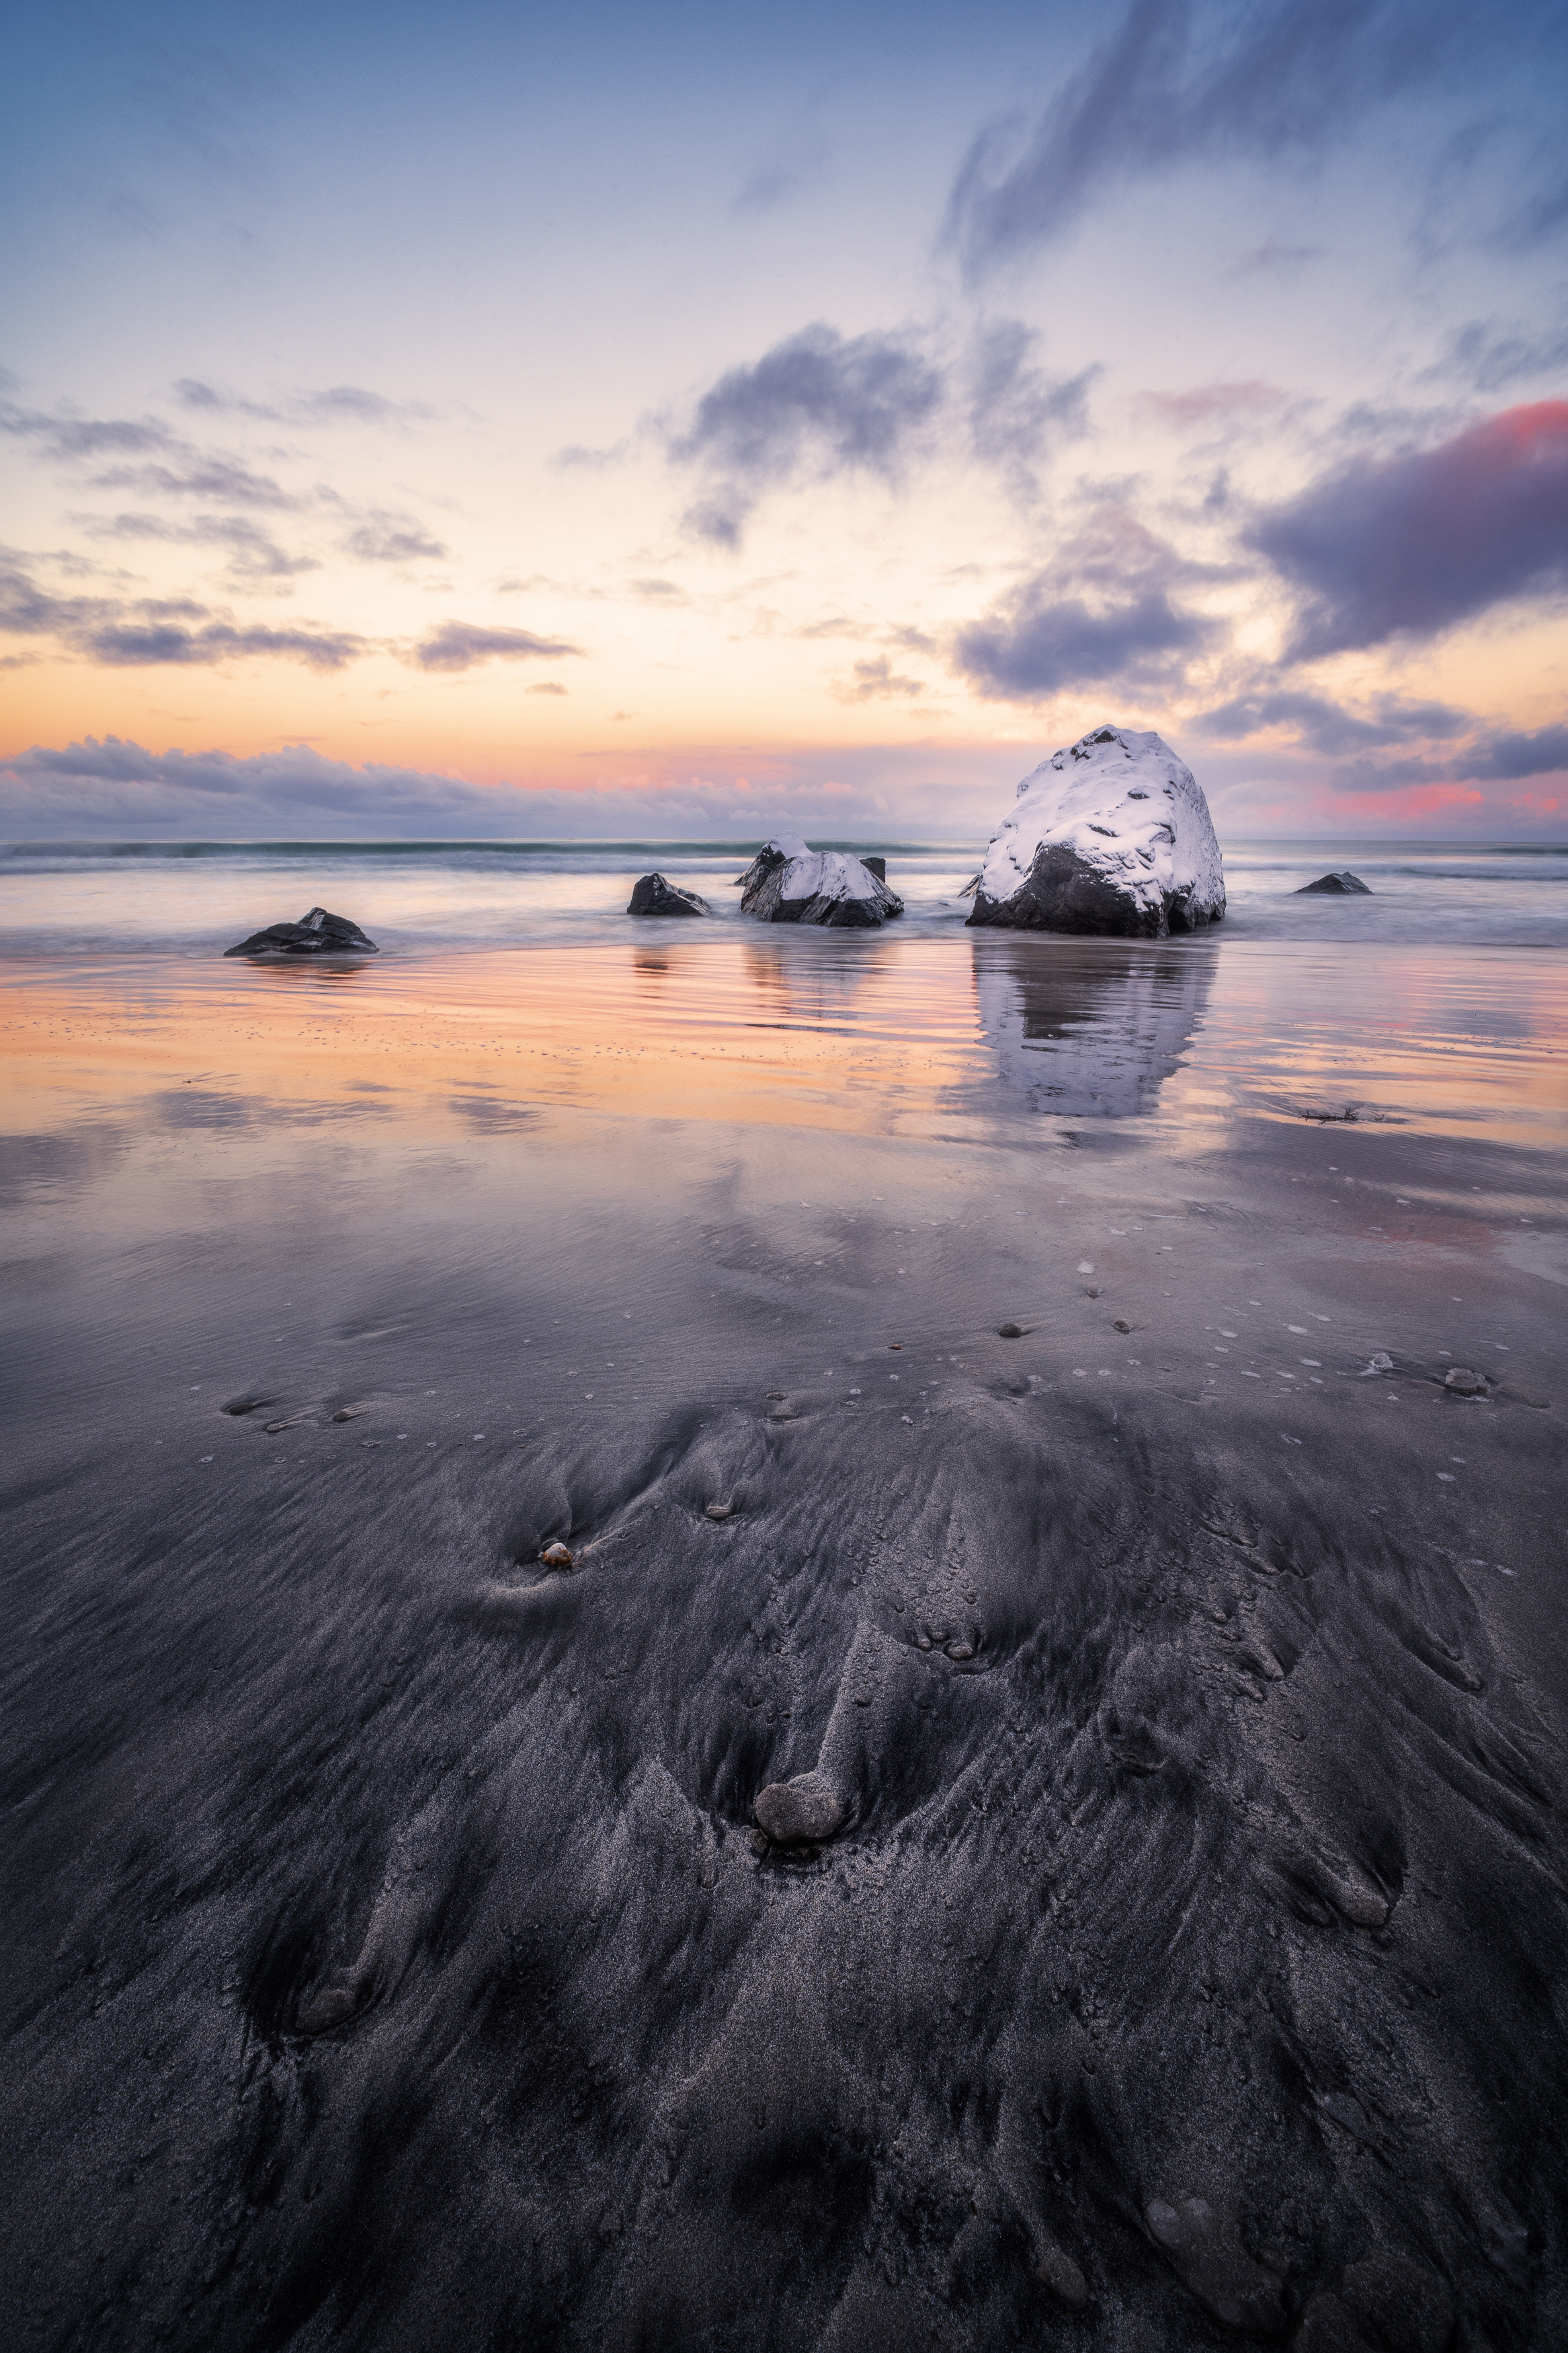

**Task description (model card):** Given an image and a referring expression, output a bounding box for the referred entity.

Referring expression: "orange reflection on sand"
[0,941,987,1143]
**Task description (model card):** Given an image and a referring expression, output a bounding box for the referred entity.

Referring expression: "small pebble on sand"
[540,1541,574,1568]
[998,1322,1023,1338]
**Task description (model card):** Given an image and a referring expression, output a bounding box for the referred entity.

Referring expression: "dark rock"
[224,906,378,957]
[627,873,710,919]
[860,856,886,881]
[1114,1319,1131,1333]
[998,1321,1023,1339]
[1296,871,1372,895]
[753,1773,842,1844]
[735,834,904,928]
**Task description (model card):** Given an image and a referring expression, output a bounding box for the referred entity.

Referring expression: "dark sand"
[3,936,1566,2351]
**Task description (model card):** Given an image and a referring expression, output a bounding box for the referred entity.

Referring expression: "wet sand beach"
[3,926,1567,2351]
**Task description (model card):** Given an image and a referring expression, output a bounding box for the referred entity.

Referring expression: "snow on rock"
[737,834,904,928]
[967,727,1224,937]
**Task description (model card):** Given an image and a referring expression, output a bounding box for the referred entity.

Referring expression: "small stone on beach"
[754,1773,843,1845]
[998,1322,1023,1338]
[540,1541,574,1568]
[704,1503,731,1520]
[1114,1319,1131,1333]
[1444,1366,1487,1394]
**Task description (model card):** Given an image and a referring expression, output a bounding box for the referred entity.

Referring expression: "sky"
[3,0,1567,841]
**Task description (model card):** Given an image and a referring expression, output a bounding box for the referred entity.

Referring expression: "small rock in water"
[1296,870,1372,895]
[331,1404,367,1423]
[626,872,711,918]
[1114,1318,1131,1334]
[998,1321,1023,1339]
[539,1541,574,1568]
[754,1772,843,1845]
[1360,1353,1394,1377]
[704,1503,732,1521]
[224,906,378,957]
[1444,1365,1487,1394]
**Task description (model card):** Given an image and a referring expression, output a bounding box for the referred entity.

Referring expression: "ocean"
[2,835,1565,955]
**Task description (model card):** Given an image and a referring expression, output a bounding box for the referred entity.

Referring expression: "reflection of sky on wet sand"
[3,939,1565,1174]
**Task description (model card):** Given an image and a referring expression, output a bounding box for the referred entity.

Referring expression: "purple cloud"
[1251,399,1568,657]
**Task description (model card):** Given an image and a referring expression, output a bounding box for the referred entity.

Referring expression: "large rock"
[224,906,378,957]
[628,873,710,918]
[1296,870,1372,895]
[737,834,903,928]
[966,727,1225,937]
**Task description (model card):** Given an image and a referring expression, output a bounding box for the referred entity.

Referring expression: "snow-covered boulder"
[967,727,1225,937]
[737,834,904,928]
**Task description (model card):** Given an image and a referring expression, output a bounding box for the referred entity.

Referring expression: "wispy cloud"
[1137,381,1288,428]
[412,622,583,673]
[1250,398,1568,658]
[1426,317,1568,395]
[173,379,436,426]
[669,323,943,547]
[951,508,1223,700]
[1196,687,1471,754]
[87,619,366,670]
[81,510,318,581]
[831,656,926,702]
[942,0,1481,284]
[0,549,358,668]
[340,514,448,565]
[966,322,1096,503]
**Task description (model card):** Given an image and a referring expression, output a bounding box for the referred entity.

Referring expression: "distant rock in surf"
[224,906,378,957]
[1296,870,1372,895]
[628,873,711,918]
[967,727,1225,938]
[737,834,904,928]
